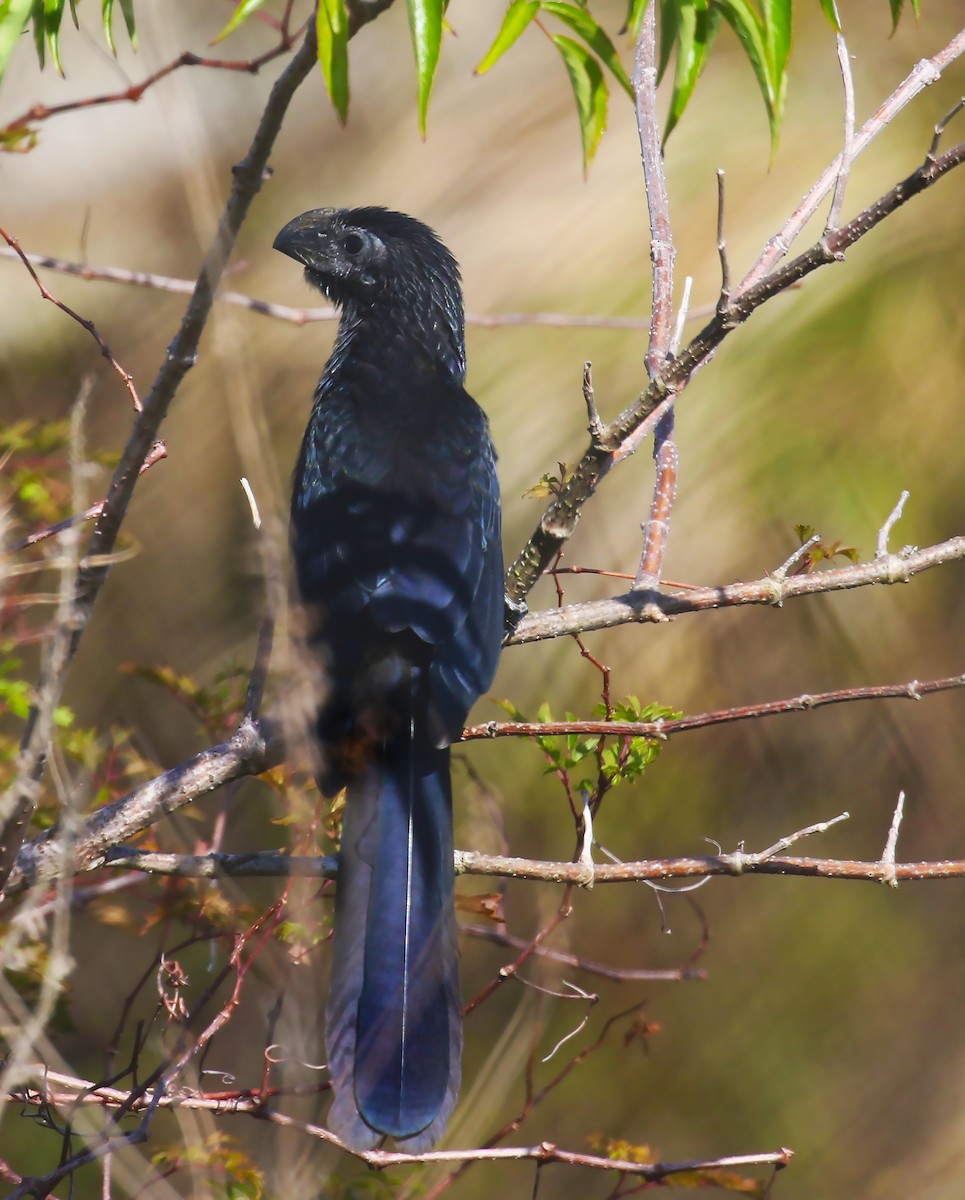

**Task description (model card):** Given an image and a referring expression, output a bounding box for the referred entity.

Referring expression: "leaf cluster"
[498,695,681,787]
[0,0,135,83]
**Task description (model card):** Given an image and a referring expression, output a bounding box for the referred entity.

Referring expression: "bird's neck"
[336,298,466,386]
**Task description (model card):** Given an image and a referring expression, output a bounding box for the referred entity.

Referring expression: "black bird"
[273,207,503,1151]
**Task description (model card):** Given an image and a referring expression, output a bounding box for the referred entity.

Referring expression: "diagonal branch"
[0,5,396,890]
[510,531,965,642]
[503,133,965,608]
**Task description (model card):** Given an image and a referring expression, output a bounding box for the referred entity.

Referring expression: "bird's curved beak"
[273,209,335,270]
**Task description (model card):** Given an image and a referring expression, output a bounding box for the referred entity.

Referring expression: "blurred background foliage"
[1,1,964,1196]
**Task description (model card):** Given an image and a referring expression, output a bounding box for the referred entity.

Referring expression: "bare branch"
[0,247,718,333]
[773,533,822,580]
[1,32,304,140]
[510,533,965,643]
[0,229,141,412]
[463,923,704,983]
[741,28,965,289]
[4,718,275,894]
[632,3,676,378]
[9,442,168,552]
[504,100,965,605]
[263,1107,795,1179]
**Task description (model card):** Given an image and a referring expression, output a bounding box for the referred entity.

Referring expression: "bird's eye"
[342,233,364,256]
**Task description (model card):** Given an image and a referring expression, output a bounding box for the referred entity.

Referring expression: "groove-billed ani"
[273,207,503,1151]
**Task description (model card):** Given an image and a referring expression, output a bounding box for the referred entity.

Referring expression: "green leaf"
[0,0,33,82]
[116,0,135,47]
[540,1,633,99]
[716,0,785,151]
[30,0,44,68]
[657,0,678,83]
[818,0,840,32]
[625,0,649,40]
[552,34,608,174]
[476,0,538,74]
[44,0,65,74]
[212,0,265,45]
[406,0,443,137]
[664,0,719,142]
[494,697,528,722]
[316,0,349,123]
[762,0,791,85]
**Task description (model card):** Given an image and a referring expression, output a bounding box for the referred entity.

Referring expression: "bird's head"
[273,207,466,378]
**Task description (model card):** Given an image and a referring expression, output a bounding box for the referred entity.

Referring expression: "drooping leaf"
[316,0,349,123]
[476,0,539,75]
[406,0,443,137]
[213,0,267,45]
[625,0,650,40]
[657,0,679,82]
[716,0,787,151]
[762,0,791,87]
[0,0,33,82]
[540,0,633,98]
[44,0,65,74]
[29,0,45,67]
[552,34,608,174]
[116,0,135,46]
[818,0,840,31]
[664,0,720,142]
[102,0,136,53]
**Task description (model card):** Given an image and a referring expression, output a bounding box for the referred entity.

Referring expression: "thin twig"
[716,169,730,308]
[2,36,303,137]
[511,531,965,643]
[0,248,718,332]
[876,490,909,558]
[880,791,905,888]
[773,533,822,580]
[826,13,856,234]
[0,18,328,891]
[740,28,965,290]
[0,229,141,412]
[5,662,964,898]
[465,670,963,740]
[505,87,965,604]
[9,442,168,552]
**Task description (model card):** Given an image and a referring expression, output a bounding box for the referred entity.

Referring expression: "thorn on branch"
[774,533,822,581]
[876,490,910,559]
[716,169,731,312]
[582,362,609,450]
[881,791,905,888]
[825,17,856,235]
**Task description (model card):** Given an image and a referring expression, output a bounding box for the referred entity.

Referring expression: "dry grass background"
[1,2,964,1196]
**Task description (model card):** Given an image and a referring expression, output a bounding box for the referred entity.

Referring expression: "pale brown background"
[1,2,964,1196]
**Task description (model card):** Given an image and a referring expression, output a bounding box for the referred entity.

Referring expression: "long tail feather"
[326,737,461,1150]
